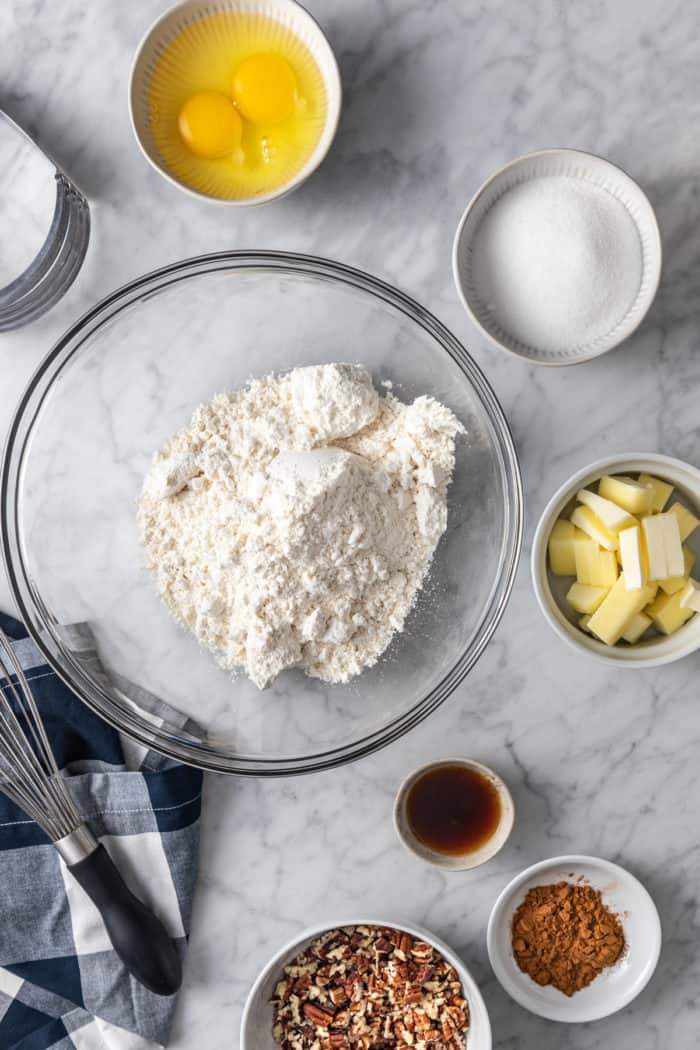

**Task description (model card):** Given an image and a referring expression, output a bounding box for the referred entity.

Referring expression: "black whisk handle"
[69,844,182,996]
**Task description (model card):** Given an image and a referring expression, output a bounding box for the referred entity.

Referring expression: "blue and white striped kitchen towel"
[0,612,203,1050]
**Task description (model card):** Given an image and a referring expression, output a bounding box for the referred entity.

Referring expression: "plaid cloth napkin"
[0,612,203,1050]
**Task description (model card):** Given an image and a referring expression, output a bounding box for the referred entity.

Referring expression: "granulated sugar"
[138,364,464,689]
[471,176,643,352]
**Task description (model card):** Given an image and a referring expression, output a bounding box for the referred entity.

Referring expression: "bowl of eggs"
[532,453,700,667]
[129,0,341,205]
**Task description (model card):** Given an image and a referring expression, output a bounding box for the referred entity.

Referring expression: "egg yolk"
[178,91,243,158]
[232,52,297,125]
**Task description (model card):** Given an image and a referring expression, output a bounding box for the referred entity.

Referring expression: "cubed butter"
[638,473,673,513]
[575,488,637,532]
[566,582,610,615]
[668,501,700,542]
[621,611,652,644]
[663,514,685,576]
[679,578,700,613]
[646,588,695,635]
[587,575,657,646]
[548,520,588,576]
[570,505,618,551]
[574,541,618,587]
[659,545,696,595]
[618,525,647,590]
[599,475,654,516]
[642,512,684,579]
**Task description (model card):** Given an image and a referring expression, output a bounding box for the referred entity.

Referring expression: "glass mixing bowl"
[2,253,522,775]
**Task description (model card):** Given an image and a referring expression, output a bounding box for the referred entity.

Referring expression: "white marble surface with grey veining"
[2,0,700,1046]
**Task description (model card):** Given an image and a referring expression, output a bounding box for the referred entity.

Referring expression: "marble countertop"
[2,0,700,1046]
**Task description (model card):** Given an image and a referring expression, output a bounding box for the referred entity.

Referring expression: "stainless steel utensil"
[0,628,181,996]
[0,110,89,331]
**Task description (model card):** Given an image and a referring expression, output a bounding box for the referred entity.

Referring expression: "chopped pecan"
[302,1003,335,1027]
[403,984,424,1005]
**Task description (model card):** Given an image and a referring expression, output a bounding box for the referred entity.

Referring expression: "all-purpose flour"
[138,364,464,689]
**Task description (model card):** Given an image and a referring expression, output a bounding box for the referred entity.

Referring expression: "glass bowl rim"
[1,250,523,776]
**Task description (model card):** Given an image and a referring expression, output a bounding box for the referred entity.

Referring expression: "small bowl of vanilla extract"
[394,758,514,870]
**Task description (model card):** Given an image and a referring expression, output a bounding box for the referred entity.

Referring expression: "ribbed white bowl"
[241,918,492,1050]
[531,452,700,666]
[129,0,341,205]
[453,149,662,365]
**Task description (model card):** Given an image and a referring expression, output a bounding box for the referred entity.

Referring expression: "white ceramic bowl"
[452,149,662,365]
[241,918,492,1050]
[393,758,514,870]
[129,0,342,206]
[487,855,661,1023]
[532,453,700,667]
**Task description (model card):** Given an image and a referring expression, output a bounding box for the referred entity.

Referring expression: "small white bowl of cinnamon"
[487,854,661,1022]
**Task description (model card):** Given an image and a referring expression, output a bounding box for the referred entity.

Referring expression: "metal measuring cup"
[0,109,90,331]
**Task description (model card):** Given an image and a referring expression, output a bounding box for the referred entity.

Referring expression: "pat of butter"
[576,488,637,532]
[646,588,695,635]
[668,501,700,542]
[659,545,696,595]
[621,611,652,644]
[618,526,647,590]
[574,541,618,587]
[566,582,610,615]
[642,512,684,580]
[638,473,673,513]
[570,506,618,551]
[679,578,700,613]
[599,475,654,516]
[587,575,657,646]
[548,520,588,576]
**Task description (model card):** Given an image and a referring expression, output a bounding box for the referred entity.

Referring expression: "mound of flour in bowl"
[138,364,464,689]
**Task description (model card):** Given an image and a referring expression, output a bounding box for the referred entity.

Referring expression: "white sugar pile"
[471,176,643,352]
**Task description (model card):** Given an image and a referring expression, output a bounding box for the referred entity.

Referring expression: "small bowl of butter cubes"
[532,454,700,666]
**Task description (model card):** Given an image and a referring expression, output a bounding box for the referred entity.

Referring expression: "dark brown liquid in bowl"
[406,764,502,855]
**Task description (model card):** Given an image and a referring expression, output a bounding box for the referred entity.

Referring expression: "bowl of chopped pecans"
[241,920,492,1050]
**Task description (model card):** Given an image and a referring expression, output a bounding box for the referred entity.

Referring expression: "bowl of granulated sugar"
[453,149,661,365]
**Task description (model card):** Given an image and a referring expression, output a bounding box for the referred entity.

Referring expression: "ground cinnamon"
[511,881,625,996]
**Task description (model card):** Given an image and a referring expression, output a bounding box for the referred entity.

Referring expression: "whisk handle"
[69,844,182,996]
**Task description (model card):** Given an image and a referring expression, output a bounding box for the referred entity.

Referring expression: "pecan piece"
[303,1003,335,1027]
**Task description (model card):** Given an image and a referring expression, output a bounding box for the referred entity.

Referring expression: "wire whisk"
[0,632,81,840]
[0,627,182,996]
